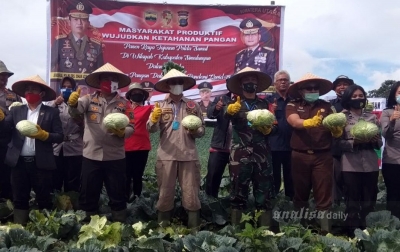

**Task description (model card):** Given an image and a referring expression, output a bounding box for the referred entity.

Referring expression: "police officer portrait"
[234,18,277,80]
[197,81,213,119]
[50,0,104,75]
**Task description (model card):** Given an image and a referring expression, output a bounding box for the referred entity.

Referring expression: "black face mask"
[130,93,144,103]
[243,82,257,93]
[349,98,366,109]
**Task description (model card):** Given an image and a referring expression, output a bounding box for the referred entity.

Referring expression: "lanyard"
[244,101,257,111]
[172,101,182,120]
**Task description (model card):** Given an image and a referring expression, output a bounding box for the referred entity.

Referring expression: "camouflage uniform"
[225,97,275,210]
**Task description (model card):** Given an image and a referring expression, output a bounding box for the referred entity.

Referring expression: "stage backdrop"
[47,0,284,101]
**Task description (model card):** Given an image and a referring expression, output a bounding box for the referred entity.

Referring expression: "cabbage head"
[103,113,129,129]
[322,113,347,129]
[246,109,276,127]
[16,120,38,136]
[350,120,379,142]
[182,115,202,130]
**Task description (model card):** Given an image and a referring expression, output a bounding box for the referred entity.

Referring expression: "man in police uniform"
[51,1,104,75]
[234,18,276,79]
[0,61,22,200]
[140,81,155,105]
[197,82,213,118]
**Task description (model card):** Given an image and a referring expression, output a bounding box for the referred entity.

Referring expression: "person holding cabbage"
[334,84,382,237]
[224,67,277,230]
[146,61,205,229]
[378,81,400,218]
[286,73,342,233]
[67,63,134,223]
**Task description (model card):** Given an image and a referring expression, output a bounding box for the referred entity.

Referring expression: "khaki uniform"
[198,100,210,119]
[69,91,134,161]
[0,88,21,115]
[286,99,334,211]
[147,96,205,211]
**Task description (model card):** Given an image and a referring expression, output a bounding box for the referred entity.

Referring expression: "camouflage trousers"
[229,150,275,210]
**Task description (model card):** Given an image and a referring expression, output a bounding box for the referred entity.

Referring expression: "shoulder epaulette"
[89,37,102,44]
[55,34,67,40]
[263,46,275,52]
[236,48,246,54]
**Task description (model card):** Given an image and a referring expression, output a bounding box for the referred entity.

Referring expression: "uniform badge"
[90,114,97,121]
[91,106,99,112]
[63,40,71,49]
[177,11,189,27]
[187,101,196,109]
[163,113,171,121]
[320,109,325,113]
[186,101,197,115]
[118,102,125,108]
[64,57,72,69]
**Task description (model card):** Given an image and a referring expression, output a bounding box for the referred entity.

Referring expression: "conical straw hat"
[288,73,332,99]
[154,69,196,93]
[226,67,272,96]
[12,75,56,101]
[85,63,131,89]
[125,82,149,101]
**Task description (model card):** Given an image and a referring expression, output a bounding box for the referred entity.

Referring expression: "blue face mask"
[304,92,320,102]
[60,88,73,101]
[396,95,400,104]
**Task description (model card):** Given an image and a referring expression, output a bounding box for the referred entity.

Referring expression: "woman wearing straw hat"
[146,63,205,229]
[0,60,22,201]
[124,82,152,202]
[67,63,134,222]
[285,73,343,233]
[224,67,277,229]
[0,75,64,225]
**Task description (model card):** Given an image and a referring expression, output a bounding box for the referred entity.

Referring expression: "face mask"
[100,80,118,94]
[396,95,400,104]
[130,93,144,103]
[242,82,257,93]
[170,85,183,95]
[349,98,366,109]
[304,92,319,102]
[25,93,41,104]
[60,88,73,101]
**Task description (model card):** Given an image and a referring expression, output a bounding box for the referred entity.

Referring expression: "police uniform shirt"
[234,45,276,79]
[51,33,104,74]
[0,88,22,114]
[286,99,333,151]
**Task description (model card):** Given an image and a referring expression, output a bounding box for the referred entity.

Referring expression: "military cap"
[332,75,354,90]
[198,82,213,90]
[67,1,93,19]
[239,18,262,35]
[140,81,155,90]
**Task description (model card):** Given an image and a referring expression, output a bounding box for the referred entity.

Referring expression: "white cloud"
[368,68,400,89]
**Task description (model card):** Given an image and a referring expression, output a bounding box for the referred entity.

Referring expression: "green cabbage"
[350,119,379,142]
[16,120,38,136]
[103,113,129,129]
[8,102,23,110]
[181,115,202,130]
[246,109,276,127]
[322,113,347,129]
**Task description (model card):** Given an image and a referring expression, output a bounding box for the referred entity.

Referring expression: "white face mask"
[170,85,183,95]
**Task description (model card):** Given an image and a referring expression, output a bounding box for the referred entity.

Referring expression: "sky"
[0,0,399,94]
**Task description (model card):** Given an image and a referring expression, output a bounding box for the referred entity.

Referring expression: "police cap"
[239,18,262,35]
[140,81,155,90]
[198,82,213,90]
[67,1,93,19]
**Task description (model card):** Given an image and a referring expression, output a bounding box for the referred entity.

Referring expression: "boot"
[158,211,171,227]
[319,211,332,234]
[13,209,29,226]
[258,210,280,233]
[231,209,242,226]
[187,211,200,230]
[112,209,127,223]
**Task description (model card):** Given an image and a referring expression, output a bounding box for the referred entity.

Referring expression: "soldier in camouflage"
[225,67,277,229]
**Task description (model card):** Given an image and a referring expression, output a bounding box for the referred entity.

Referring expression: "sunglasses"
[302,86,319,91]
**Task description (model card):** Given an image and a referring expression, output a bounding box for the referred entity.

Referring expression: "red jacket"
[124,103,153,151]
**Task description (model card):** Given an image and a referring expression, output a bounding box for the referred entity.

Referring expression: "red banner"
[48,0,284,98]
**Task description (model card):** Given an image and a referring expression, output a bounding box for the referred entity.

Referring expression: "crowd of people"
[0,59,399,237]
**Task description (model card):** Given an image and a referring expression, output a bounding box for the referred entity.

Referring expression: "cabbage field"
[0,125,394,251]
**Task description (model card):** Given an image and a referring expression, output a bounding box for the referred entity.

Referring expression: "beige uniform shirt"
[336,110,382,172]
[69,91,134,161]
[147,96,205,161]
[381,108,400,165]
[48,101,84,156]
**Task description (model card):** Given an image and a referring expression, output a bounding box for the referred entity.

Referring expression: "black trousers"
[54,148,82,192]
[125,150,149,197]
[205,151,230,198]
[0,147,12,200]
[79,157,127,212]
[342,171,378,230]
[11,157,53,210]
[382,163,400,218]
[271,151,294,199]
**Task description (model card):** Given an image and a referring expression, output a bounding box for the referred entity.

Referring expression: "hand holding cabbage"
[322,112,346,138]
[182,115,202,134]
[246,109,275,135]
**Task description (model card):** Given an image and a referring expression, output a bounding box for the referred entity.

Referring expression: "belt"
[64,133,81,142]
[20,156,35,162]
[293,149,330,154]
